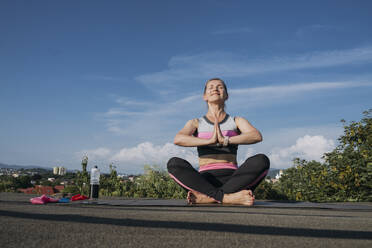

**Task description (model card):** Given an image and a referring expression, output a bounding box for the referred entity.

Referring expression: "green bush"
[278,159,332,202]
[0,177,15,192]
[278,110,372,202]
[254,180,287,200]
[62,185,80,195]
[133,165,187,199]
[97,165,186,199]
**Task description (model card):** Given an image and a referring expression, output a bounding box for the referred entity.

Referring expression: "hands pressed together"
[209,112,227,146]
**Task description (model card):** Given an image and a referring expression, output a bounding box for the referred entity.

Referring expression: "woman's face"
[203,80,228,103]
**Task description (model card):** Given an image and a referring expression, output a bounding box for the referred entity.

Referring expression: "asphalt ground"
[1,193,372,248]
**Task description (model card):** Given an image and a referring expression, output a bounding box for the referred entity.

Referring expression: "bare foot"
[187,191,217,205]
[222,190,255,206]
[187,191,196,204]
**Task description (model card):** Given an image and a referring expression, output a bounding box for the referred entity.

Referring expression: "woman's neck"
[206,103,226,121]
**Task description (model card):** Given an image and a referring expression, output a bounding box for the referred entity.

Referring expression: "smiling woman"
[167,78,270,206]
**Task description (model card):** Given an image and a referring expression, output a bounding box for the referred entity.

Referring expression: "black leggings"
[167,154,270,203]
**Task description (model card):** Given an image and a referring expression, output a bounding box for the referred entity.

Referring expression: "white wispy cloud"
[228,81,372,107]
[105,109,145,117]
[101,81,371,136]
[99,93,204,136]
[75,147,113,167]
[296,24,338,38]
[114,97,155,107]
[111,142,198,170]
[268,135,335,168]
[75,131,339,173]
[233,123,344,169]
[76,142,198,173]
[236,147,257,165]
[136,46,372,85]
[230,81,371,95]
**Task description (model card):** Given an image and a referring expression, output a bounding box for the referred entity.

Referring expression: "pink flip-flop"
[30,194,59,204]
[30,194,48,204]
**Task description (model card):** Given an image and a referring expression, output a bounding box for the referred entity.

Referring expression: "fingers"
[215,121,224,143]
[209,121,218,144]
[214,124,222,144]
[213,113,219,125]
[211,112,225,144]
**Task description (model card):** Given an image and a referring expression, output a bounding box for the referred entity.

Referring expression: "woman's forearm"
[174,134,213,147]
[228,131,262,145]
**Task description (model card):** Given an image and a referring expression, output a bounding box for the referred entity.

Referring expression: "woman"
[167,78,270,206]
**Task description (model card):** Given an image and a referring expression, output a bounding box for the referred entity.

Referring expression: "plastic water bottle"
[90,166,100,199]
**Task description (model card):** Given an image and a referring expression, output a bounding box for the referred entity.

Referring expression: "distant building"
[58,166,66,175]
[48,178,56,182]
[275,170,283,180]
[53,166,66,175]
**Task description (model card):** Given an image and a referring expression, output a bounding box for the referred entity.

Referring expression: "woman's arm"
[174,119,218,147]
[228,117,263,145]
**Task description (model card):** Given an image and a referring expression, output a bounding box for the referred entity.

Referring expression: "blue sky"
[1,0,371,173]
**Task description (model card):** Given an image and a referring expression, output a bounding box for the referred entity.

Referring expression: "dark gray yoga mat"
[80,198,372,210]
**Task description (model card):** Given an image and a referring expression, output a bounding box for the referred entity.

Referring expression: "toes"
[187,191,197,204]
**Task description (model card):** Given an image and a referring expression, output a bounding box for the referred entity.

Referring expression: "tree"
[278,110,372,202]
[133,165,186,199]
[99,163,122,196]
[31,174,42,181]
[12,176,33,189]
[62,185,80,195]
[75,156,90,195]
[278,159,331,202]
[254,180,287,200]
[323,109,372,201]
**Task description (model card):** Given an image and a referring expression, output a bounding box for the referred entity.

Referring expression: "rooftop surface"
[1,192,371,248]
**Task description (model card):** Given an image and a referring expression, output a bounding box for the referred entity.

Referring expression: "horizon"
[1,1,371,174]
[0,161,283,172]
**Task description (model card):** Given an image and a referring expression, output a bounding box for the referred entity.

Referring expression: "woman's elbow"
[174,135,182,146]
[255,132,263,143]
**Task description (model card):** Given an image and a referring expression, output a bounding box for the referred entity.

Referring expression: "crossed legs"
[167,154,270,206]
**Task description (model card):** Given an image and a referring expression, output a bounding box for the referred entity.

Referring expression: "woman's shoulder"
[233,116,248,122]
[233,116,258,132]
[232,116,250,131]
[186,118,199,129]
